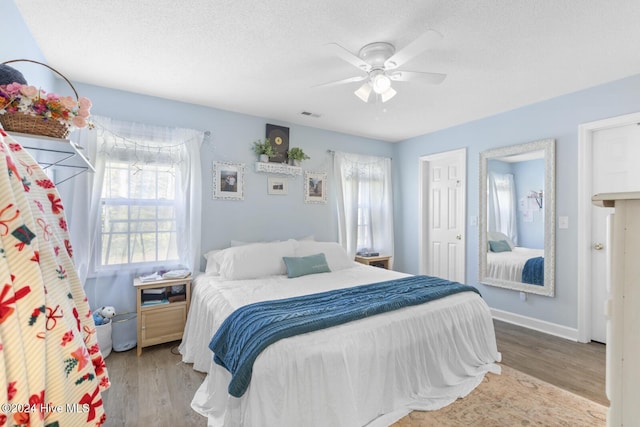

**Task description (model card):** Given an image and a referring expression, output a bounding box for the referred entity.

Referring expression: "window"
[98,158,179,268]
[488,172,518,245]
[334,152,394,260]
[356,180,375,252]
[80,116,203,280]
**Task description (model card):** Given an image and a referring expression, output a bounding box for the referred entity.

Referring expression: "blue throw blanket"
[522,256,544,285]
[209,275,480,397]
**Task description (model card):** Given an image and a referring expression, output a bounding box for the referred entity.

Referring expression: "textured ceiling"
[13,0,640,142]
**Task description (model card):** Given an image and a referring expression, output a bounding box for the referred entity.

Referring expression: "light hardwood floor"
[494,320,606,406]
[102,320,606,426]
[102,343,206,426]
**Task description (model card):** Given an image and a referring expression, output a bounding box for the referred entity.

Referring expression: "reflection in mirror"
[479,139,555,296]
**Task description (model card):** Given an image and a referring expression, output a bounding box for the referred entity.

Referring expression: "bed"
[179,239,501,427]
[486,247,544,284]
[486,231,544,285]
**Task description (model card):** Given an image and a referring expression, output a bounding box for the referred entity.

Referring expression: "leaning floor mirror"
[479,138,555,296]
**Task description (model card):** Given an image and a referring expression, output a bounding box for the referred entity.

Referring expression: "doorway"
[418,148,466,282]
[578,112,640,343]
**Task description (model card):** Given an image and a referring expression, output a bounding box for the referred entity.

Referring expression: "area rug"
[392,365,607,426]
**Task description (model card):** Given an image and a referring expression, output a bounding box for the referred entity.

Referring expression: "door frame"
[418,148,467,278]
[577,111,640,342]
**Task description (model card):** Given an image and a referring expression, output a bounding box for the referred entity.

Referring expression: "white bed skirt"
[487,247,544,282]
[182,267,501,427]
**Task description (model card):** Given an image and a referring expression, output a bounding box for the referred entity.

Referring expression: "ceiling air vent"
[301,111,321,118]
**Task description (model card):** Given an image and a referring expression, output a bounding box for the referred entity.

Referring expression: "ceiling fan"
[319,29,447,103]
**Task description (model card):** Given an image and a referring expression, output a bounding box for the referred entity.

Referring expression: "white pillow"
[295,241,354,271]
[203,250,222,275]
[215,239,297,280]
[231,236,313,246]
[487,231,515,249]
[230,239,280,247]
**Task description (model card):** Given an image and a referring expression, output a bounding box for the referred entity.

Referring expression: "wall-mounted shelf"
[7,131,94,184]
[527,190,543,208]
[254,161,302,176]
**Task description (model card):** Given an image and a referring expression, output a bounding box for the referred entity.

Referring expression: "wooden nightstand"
[134,276,192,356]
[355,255,391,269]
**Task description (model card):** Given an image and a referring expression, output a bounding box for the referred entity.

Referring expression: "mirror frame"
[479,138,556,296]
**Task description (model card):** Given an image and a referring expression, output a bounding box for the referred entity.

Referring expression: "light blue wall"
[69,81,393,253]
[61,82,392,311]
[393,73,640,328]
[514,159,544,249]
[487,159,512,175]
[487,158,545,249]
[2,0,393,313]
[0,1,54,89]
[7,0,640,329]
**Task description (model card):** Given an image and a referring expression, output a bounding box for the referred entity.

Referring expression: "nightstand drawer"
[140,303,187,347]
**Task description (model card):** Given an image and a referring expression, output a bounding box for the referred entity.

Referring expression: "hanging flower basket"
[0,59,92,139]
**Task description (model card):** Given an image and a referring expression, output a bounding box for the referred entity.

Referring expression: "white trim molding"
[491,308,579,342]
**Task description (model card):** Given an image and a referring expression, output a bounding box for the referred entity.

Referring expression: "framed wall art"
[304,171,327,204]
[266,123,289,164]
[267,176,288,195]
[213,161,245,200]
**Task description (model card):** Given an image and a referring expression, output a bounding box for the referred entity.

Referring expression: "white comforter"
[487,247,544,282]
[180,264,501,427]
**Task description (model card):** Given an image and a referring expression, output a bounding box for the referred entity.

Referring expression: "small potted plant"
[252,139,276,162]
[287,147,310,166]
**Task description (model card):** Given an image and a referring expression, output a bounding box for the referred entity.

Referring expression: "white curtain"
[333,152,394,262]
[72,116,203,292]
[488,171,518,245]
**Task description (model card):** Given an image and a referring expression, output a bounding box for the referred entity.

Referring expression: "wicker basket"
[0,112,70,138]
[0,59,80,139]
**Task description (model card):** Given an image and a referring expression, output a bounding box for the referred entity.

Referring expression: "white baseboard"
[491,308,579,342]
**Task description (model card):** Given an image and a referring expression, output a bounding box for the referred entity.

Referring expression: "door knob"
[456,234,462,240]
[593,243,604,250]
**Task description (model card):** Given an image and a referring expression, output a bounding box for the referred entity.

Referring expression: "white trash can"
[112,312,137,352]
[95,322,112,358]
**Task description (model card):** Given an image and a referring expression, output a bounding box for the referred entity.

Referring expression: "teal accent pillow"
[283,253,331,278]
[489,240,512,253]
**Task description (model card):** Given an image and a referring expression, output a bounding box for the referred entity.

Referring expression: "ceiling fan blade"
[389,71,446,84]
[314,75,367,88]
[384,29,443,69]
[326,43,371,71]
[354,82,373,103]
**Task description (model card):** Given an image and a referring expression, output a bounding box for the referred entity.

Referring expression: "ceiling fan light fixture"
[324,30,447,105]
[371,71,391,94]
[354,82,373,103]
[380,86,397,103]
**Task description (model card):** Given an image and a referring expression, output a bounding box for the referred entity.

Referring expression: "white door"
[419,149,466,282]
[590,123,640,343]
